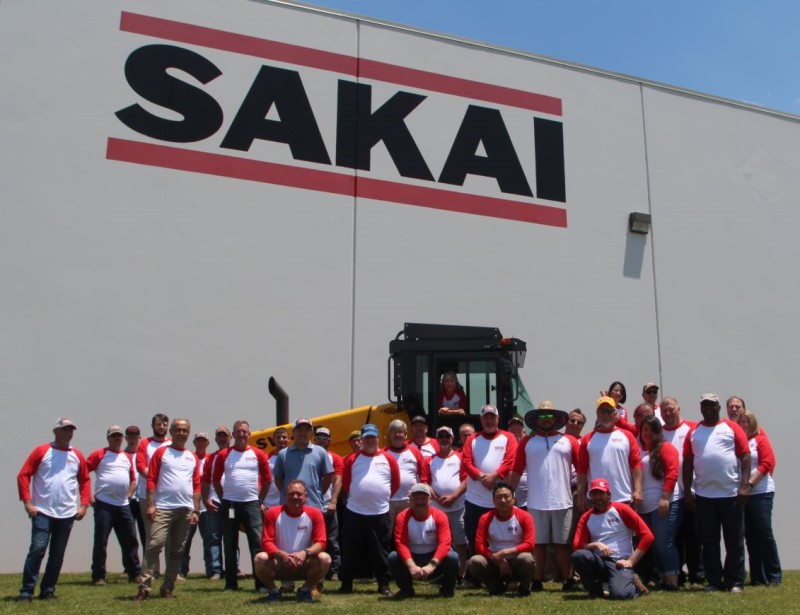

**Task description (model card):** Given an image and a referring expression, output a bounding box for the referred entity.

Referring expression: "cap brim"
[524,409,569,431]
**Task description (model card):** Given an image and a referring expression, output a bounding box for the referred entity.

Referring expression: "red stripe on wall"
[105,138,567,227]
[119,12,562,116]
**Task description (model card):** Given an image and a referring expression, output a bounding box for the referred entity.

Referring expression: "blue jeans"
[221,499,263,590]
[695,495,745,589]
[388,549,459,591]
[571,548,638,599]
[205,504,224,576]
[92,500,141,581]
[180,511,216,576]
[640,500,683,577]
[744,492,782,585]
[20,514,75,598]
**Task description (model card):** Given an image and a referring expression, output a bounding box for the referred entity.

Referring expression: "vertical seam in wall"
[640,82,663,390]
[348,19,361,409]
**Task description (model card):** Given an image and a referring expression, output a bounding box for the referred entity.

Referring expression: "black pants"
[339,509,391,584]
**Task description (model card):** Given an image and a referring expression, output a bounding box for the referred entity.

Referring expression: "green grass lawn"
[2,572,796,614]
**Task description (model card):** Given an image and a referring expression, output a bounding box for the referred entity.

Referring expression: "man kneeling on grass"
[254,480,330,603]
[571,478,652,599]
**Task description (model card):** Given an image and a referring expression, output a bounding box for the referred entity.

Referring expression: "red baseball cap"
[589,478,611,494]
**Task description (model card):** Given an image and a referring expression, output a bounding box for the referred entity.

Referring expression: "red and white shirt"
[394,507,452,560]
[438,390,468,411]
[384,445,424,502]
[342,450,400,515]
[748,432,776,495]
[577,427,641,502]
[264,450,283,507]
[212,445,271,502]
[639,441,679,514]
[261,504,326,555]
[462,430,517,508]
[474,507,535,556]
[322,451,344,507]
[87,447,135,507]
[513,431,579,511]
[573,502,654,559]
[201,449,225,504]
[421,450,466,511]
[684,419,750,498]
[409,438,439,459]
[18,443,91,518]
[136,436,171,499]
[662,420,695,497]
[147,445,200,509]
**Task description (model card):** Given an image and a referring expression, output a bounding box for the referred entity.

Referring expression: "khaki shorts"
[444,508,467,546]
[530,508,572,545]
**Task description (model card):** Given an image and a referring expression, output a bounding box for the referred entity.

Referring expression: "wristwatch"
[304,548,311,558]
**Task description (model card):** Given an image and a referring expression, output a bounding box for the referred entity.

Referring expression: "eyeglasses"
[315,435,331,440]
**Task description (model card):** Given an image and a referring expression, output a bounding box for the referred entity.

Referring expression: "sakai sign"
[107,12,568,227]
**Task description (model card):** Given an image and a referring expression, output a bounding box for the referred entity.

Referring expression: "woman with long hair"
[739,410,782,586]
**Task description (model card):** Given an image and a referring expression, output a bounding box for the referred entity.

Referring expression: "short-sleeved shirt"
[18,443,91,518]
[212,445,271,503]
[684,419,750,498]
[577,427,641,502]
[273,443,333,511]
[384,445,424,502]
[148,445,200,509]
[261,504,327,555]
[513,431,579,511]
[342,450,400,515]
[422,451,466,511]
[87,447,136,507]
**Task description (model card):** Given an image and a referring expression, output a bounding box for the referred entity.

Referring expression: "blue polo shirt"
[272,443,333,510]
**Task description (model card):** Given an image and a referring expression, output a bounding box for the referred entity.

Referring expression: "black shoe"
[588,582,604,599]
[439,585,455,598]
[40,592,56,601]
[531,580,544,592]
[338,580,353,594]
[518,586,531,597]
[487,581,507,596]
[562,578,581,592]
[391,588,415,600]
[17,595,32,603]
[377,582,392,597]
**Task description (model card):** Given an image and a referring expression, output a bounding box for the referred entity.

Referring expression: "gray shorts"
[444,508,467,546]
[530,508,572,544]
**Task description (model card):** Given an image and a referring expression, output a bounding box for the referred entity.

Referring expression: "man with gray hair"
[384,419,424,529]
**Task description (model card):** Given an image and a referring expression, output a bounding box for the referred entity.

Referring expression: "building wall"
[0,0,796,572]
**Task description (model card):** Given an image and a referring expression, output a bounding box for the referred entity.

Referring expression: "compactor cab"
[389,323,533,437]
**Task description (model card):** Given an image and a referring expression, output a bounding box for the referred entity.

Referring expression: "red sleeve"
[136,438,149,476]
[385,451,401,497]
[576,432,592,474]
[394,509,413,561]
[433,508,452,561]
[212,447,229,484]
[123,452,136,482]
[515,508,535,553]
[261,506,281,555]
[460,434,481,480]
[614,502,654,552]
[308,506,327,550]
[73,449,91,505]
[727,420,751,458]
[202,451,216,484]
[572,510,592,551]
[566,434,580,467]
[660,442,679,493]
[682,425,697,458]
[331,453,344,476]
[86,448,104,473]
[457,451,467,482]
[341,453,356,495]
[147,447,166,491]
[192,453,201,494]
[755,432,776,475]
[616,416,638,438]
[419,456,432,484]
[474,510,493,557]
[621,429,641,469]
[410,445,424,476]
[17,444,49,501]
[497,431,517,478]
[257,449,272,490]
[512,436,531,474]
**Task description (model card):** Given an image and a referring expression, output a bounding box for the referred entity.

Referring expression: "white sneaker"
[176,575,187,582]
[731,586,744,594]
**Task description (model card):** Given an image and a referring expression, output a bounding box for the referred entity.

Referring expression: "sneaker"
[730,586,744,594]
[92,578,107,586]
[297,587,314,603]
[377,582,392,597]
[176,574,187,582]
[704,584,721,592]
[531,580,544,592]
[265,589,281,603]
[562,578,581,592]
[208,574,221,581]
[439,586,455,598]
[391,588,415,600]
[257,587,269,594]
[133,589,148,602]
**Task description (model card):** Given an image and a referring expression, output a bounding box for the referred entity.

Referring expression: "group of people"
[16,379,780,603]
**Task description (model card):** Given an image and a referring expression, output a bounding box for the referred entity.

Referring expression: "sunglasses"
[537,413,555,420]
[644,388,658,394]
[437,433,453,439]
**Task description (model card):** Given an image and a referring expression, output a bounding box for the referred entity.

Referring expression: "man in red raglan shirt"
[17,417,91,602]
[135,413,171,576]
[254,480,330,603]
[86,424,140,586]
[388,483,459,599]
[467,481,536,596]
[572,477,653,599]
[134,418,201,601]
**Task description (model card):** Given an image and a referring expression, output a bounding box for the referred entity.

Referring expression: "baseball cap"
[409,483,431,496]
[125,425,141,436]
[293,418,313,430]
[436,426,454,437]
[700,393,720,404]
[215,425,231,436]
[508,414,524,425]
[589,478,611,493]
[348,430,361,441]
[643,382,659,392]
[53,417,77,430]
[361,423,379,438]
[596,396,616,410]
[193,432,209,441]
[481,404,499,416]
[106,425,124,436]
[411,415,428,425]
[315,427,331,437]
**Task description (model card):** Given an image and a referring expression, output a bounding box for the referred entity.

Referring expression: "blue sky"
[308,0,800,116]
